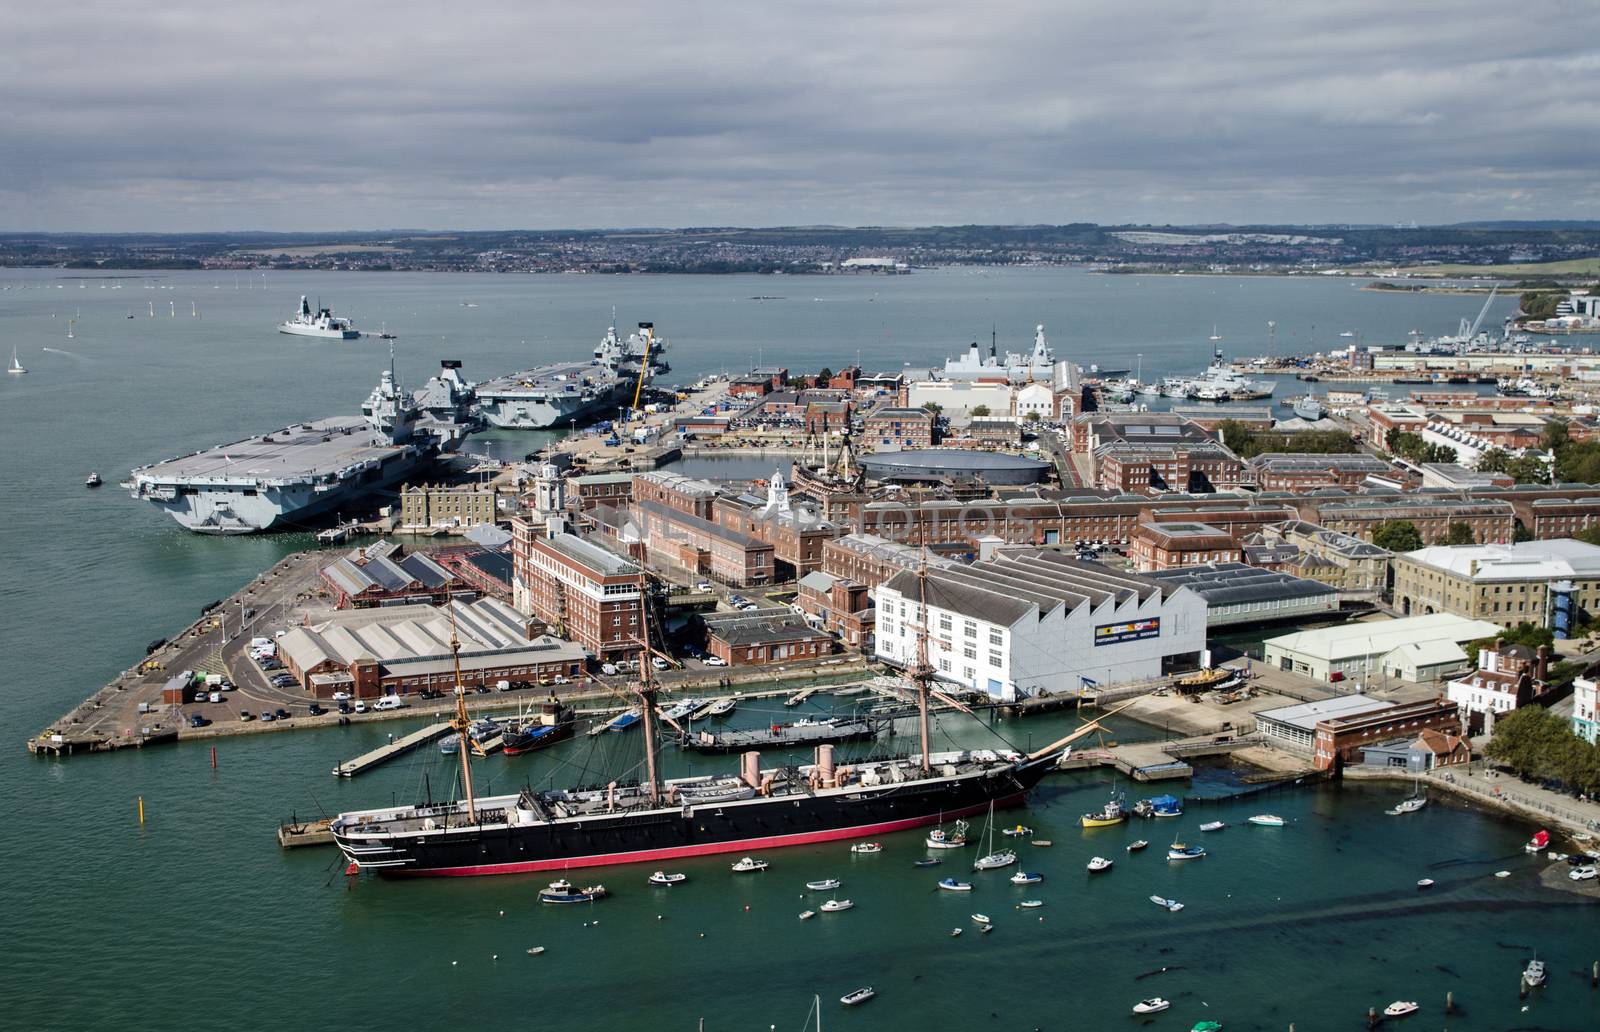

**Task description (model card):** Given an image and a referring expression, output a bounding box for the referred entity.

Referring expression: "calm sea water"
[4,269,1594,1030]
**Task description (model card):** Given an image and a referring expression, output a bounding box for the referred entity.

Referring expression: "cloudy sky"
[5,1,1596,231]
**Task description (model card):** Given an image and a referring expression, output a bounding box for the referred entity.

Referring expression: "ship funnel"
[816,744,836,787]
[741,750,762,789]
[638,322,653,330]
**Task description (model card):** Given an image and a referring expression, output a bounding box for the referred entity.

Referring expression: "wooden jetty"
[331,721,454,777]
[691,697,732,720]
[784,685,824,707]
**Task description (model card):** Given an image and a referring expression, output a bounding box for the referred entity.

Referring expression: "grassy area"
[1362,257,1600,278]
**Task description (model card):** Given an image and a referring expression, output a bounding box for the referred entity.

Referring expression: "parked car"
[337,701,353,714]
[188,713,211,728]
[274,708,291,720]
[695,581,714,592]
[331,691,352,701]
[552,675,571,685]
[374,696,404,711]
[239,710,254,722]
[260,711,275,722]
[307,703,326,716]
[601,663,619,676]
[651,657,670,670]
[1571,866,1598,882]
[208,691,223,703]
[704,655,726,667]
[353,700,367,713]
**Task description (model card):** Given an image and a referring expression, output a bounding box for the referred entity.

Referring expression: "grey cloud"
[3,0,1597,230]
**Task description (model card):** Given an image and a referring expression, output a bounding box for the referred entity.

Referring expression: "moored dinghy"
[819,898,854,912]
[1087,856,1113,872]
[840,987,875,1006]
[938,877,973,892]
[1127,839,1149,852]
[806,878,842,891]
[1247,814,1284,827]
[1132,998,1170,1014]
[1383,1001,1418,1017]
[731,857,769,873]
[850,841,883,854]
[1010,870,1043,885]
[647,871,686,886]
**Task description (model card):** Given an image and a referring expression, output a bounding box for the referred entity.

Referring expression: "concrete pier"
[332,721,455,777]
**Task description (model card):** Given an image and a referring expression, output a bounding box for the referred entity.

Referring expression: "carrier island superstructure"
[125,360,469,534]
[474,321,669,429]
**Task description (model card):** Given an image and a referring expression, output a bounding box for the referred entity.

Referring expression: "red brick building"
[701,610,834,666]
[863,407,935,450]
[511,523,645,662]
[1312,697,1462,770]
[1129,521,1243,572]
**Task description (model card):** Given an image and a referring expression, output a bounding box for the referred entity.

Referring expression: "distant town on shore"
[5,222,1600,280]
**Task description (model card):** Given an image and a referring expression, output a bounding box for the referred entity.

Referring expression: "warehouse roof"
[321,549,454,598]
[1146,562,1337,607]
[1265,613,1501,662]
[880,550,1175,627]
[703,610,833,647]
[1256,694,1395,732]
[1401,539,1600,581]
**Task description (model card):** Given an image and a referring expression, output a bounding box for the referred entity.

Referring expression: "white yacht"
[280,295,360,339]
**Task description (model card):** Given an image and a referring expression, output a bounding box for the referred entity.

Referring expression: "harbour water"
[4,268,1594,1029]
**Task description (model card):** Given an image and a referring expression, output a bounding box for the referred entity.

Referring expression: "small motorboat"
[647,871,686,886]
[972,850,1017,871]
[1149,895,1184,912]
[1081,794,1128,828]
[706,698,737,718]
[1018,899,1043,909]
[840,987,875,1007]
[525,946,546,955]
[798,910,816,920]
[1191,1022,1223,1032]
[1199,820,1226,832]
[981,924,993,934]
[949,927,963,937]
[538,880,608,904]
[1525,829,1551,854]
[938,878,973,892]
[806,878,842,891]
[1148,794,1184,818]
[971,913,991,925]
[1247,814,1284,827]
[1416,878,1435,889]
[1001,824,1033,837]
[1086,856,1113,872]
[1383,1001,1418,1018]
[1030,839,1052,847]
[731,857,769,873]
[1523,958,1546,987]
[1495,870,1511,878]
[926,821,969,849]
[1127,840,1149,852]
[1132,998,1171,1014]
[914,858,943,868]
[1009,870,1042,885]
[819,898,854,913]
[850,842,883,854]
[85,472,102,488]
[1167,843,1206,861]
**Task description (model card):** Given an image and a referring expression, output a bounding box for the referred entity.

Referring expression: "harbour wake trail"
[40,347,90,361]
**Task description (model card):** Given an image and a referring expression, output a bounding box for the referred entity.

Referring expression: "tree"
[1540,418,1569,453]
[816,367,833,385]
[921,401,942,415]
[1554,440,1600,484]
[1504,454,1550,485]
[970,404,991,417]
[1513,521,1535,543]
[1575,524,1600,547]
[1477,448,1512,473]
[1217,418,1251,455]
[1371,519,1423,553]
[1442,522,1476,546]
[1466,622,1553,665]
[1484,703,1600,794]
[1023,411,1042,424]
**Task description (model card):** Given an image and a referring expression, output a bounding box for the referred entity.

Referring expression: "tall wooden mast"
[446,598,478,822]
[912,526,935,775]
[634,567,661,804]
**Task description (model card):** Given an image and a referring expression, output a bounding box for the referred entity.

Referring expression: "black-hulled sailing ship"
[331,564,1100,878]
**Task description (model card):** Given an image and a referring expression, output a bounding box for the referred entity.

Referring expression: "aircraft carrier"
[126,362,463,534]
[474,321,668,429]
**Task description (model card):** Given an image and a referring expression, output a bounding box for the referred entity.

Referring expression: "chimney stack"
[741,750,762,789]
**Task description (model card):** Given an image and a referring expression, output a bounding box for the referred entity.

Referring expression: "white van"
[374,696,404,711]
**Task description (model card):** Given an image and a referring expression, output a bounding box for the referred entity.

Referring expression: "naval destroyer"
[126,360,462,534]
[474,321,669,430]
[280,295,361,339]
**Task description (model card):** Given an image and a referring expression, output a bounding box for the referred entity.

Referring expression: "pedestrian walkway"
[1429,760,1600,839]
